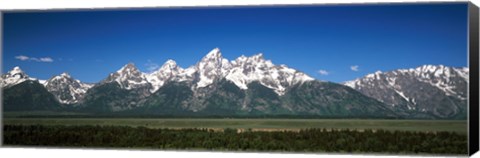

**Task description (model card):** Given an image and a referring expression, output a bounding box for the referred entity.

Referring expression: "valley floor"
[3,118,468,134]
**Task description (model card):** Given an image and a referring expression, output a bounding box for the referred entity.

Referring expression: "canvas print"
[1,2,473,156]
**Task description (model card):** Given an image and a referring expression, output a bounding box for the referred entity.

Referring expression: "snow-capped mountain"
[344,65,468,118]
[81,48,317,112]
[226,53,314,95]
[44,72,94,104]
[83,63,154,111]
[2,49,469,119]
[1,66,93,104]
[194,48,232,88]
[144,48,314,95]
[102,63,151,90]
[2,67,94,105]
[1,66,37,88]
[12,46,316,108]
[146,60,195,93]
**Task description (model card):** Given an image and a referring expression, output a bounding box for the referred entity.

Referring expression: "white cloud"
[15,55,54,62]
[30,57,39,61]
[317,69,329,75]
[145,60,159,72]
[39,57,54,62]
[15,55,29,61]
[350,65,359,71]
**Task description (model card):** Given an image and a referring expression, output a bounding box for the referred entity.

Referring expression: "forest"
[3,124,467,155]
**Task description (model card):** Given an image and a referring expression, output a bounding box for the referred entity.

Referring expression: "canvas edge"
[468,1,479,156]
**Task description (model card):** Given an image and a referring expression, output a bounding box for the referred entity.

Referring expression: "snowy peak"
[60,72,71,78]
[45,72,93,104]
[50,72,71,81]
[195,48,232,88]
[251,53,264,60]
[232,53,271,66]
[412,65,468,99]
[159,59,182,73]
[10,66,25,75]
[163,59,177,67]
[3,48,317,99]
[198,48,229,66]
[1,66,34,88]
[412,64,466,75]
[2,67,94,104]
[6,66,28,78]
[146,59,192,93]
[116,62,139,75]
[143,48,314,94]
[226,53,314,95]
[347,65,468,90]
[104,63,150,90]
[47,72,73,83]
[345,64,468,111]
[417,64,442,73]
[414,65,469,81]
[203,47,222,60]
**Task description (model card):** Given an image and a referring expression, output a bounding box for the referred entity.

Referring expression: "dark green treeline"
[3,125,467,155]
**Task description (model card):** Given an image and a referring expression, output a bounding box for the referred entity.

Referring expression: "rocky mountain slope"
[3,80,60,111]
[1,66,37,88]
[1,48,469,119]
[1,66,94,106]
[344,65,468,119]
[44,73,93,104]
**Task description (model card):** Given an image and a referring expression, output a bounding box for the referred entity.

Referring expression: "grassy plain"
[3,118,467,134]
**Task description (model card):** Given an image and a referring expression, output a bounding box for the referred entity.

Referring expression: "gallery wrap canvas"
[1,2,479,157]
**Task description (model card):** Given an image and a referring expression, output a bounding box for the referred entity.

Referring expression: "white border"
[0,0,478,158]
[0,147,467,158]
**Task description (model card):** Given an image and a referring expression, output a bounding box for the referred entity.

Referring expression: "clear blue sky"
[3,3,468,83]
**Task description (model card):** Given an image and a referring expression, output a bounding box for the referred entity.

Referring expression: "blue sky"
[2,3,468,83]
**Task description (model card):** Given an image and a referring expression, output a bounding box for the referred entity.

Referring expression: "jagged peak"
[125,62,136,68]
[422,64,445,68]
[203,47,223,60]
[196,48,231,71]
[12,66,22,71]
[251,53,264,59]
[117,62,139,73]
[352,64,467,84]
[232,55,247,65]
[415,64,445,72]
[60,72,71,78]
[152,59,184,75]
[161,59,178,68]
[48,72,73,83]
[1,66,31,88]
[104,62,149,90]
[9,66,25,75]
[235,55,247,61]
[413,65,469,74]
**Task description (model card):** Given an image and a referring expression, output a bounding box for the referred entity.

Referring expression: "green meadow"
[3,118,467,134]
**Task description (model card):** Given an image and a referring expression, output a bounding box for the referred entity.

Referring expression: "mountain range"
[1,48,469,119]
[344,65,468,119]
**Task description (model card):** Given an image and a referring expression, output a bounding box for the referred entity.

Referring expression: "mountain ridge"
[1,48,469,119]
[344,64,468,119]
